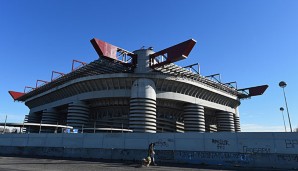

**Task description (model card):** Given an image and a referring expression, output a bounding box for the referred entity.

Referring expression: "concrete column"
[183,103,205,132]
[27,112,40,123]
[26,112,41,133]
[216,111,235,132]
[129,78,156,133]
[42,108,58,124]
[67,101,89,129]
[234,108,241,132]
[133,49,154,73]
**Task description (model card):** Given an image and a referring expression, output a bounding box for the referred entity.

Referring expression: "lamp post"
[279,81,292,132]
[2,115,7,134]
[279,107,287,132]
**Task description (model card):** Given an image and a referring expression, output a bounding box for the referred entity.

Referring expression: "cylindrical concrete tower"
[67,101,89,129]
[234,108,241,132]
[27,112,40,123]
[129,49,157,133]
[183,103,205,132]
[216,111,235,132]
[26,112,41,133]
[129,78,157,133]
[41,108,58,124]
[133,49,153,73]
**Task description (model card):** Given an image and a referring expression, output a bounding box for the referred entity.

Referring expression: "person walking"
[148,143,157,166]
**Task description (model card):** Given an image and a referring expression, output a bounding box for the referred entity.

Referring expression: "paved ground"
[0,156,287,171]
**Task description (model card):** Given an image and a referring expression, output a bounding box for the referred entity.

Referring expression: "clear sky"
[0,0,297,132]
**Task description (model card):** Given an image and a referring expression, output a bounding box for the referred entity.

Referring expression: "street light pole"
[279,81,292,132]
[280,107,287,132]
[3,115,7,134]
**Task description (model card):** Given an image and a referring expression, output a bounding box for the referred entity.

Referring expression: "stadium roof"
[9,57,243,102]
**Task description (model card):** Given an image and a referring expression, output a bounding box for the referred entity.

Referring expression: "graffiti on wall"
[242,146,271,154]
[154,138,174,148]
[277,154,298,162]
[285,139,298,148]
[176,151,251,164]
[211,139,229,150]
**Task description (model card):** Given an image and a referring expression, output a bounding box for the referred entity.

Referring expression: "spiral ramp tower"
[234,110,241,132]
[25,112,41,133]
[234,115,241,132]
[41,108,58,124]
[67,101,90,129]
[129,79,157,133]
[41,108,59,132]
[8,38,268,133]
[216,111,235,132]
[183,104,205,132]
[28,113,40,123]
[129,49,157,133]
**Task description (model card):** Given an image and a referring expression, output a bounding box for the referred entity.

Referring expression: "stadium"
[8,38,268,133]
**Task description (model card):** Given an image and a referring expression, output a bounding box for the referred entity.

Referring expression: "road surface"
[0,156,285,171]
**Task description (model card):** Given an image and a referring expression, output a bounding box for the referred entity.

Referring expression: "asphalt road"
[0,156,286,171]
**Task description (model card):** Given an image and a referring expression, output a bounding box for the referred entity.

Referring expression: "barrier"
[0,132,297,169]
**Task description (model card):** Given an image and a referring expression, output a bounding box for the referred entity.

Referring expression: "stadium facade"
[9,38,268,133]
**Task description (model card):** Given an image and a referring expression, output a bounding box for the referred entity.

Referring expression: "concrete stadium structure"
[9,38,268,133]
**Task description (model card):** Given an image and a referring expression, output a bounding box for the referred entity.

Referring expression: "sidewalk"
[0,156,285,171]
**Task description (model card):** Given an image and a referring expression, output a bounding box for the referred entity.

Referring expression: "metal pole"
[22,120,25,133]
[282,87,292,132]
[3,115,7,134]
[281,110,287,132]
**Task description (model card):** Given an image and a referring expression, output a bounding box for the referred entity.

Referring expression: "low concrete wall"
[0,132,297,169]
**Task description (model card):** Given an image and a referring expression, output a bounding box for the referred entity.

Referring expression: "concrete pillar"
[133,49,154,73]
[67,101,89,129]
[216,111,235,132]
[129,78,156,133]
[27,112,40,123]
[41,108,58,124]
[234,108,241,132]
[26,112,41,133]
[183,103,205,132]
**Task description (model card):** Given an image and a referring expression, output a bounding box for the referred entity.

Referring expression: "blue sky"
[1,0,297,132]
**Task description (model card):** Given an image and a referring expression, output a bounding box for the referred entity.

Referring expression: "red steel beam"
[90,38,137,68]
[149,39,197,68]
[90,38,118,60]
[248,85,269,96]
[8,91,25,100]
[238,85,269,98]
